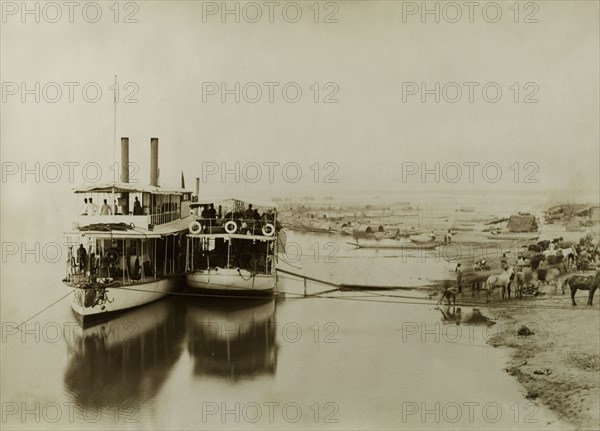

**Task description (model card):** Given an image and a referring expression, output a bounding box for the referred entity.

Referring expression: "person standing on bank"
[455,263,463,293]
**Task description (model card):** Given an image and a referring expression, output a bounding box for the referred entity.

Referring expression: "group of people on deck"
[80,198,113,215]
[198,203,278,232]
[80,197,144,216]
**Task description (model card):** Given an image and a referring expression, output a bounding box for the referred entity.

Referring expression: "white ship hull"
[187,268,275,294]
[70,276,182,321]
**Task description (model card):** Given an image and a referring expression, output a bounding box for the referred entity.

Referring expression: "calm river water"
[1,223,575,430]
[3,187,583,429]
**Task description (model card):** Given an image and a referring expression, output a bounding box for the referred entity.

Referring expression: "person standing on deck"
[245,204,255,219]
[87,198,98,216]
[77,244,87,274]
[133,197,142,215]
[201,205,210,219]
[207,203,217,219]
[80,198,88,215]
[100,199,112,215]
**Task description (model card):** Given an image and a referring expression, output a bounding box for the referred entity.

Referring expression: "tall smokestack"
[150,138,159,186]
[120,137,129,183]
[195,177,200,215]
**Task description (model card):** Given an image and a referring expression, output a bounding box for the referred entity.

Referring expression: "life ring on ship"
[189,221,202,234]
[105,249,119,264]
[262,223,275,237]
[129,222,135,229]
[225,221,238,234]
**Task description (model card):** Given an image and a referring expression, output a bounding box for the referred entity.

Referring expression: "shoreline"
[481,290,600,430]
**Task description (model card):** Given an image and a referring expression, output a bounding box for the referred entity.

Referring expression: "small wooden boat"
[481,232,540,241]
[409,234,436,243]
[341,224,399,239]
[347,241,441,250]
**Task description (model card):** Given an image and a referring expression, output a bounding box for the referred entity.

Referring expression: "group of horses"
[483,266,600,306]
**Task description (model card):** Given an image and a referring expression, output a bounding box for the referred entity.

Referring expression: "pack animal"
[562,270,600,306]
[484,267,515,302]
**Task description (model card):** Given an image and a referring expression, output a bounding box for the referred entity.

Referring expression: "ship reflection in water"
[187,297,277,380]
[63,295,277,414]
[63,296,187,412]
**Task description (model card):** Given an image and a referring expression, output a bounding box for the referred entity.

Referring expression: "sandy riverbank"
[480,286,600,430]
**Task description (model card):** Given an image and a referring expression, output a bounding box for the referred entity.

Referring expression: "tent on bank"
[506,214,538,232]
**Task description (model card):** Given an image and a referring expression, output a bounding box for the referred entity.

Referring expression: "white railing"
[150,210,180,226]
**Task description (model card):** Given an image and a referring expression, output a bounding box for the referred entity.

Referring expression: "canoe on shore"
[409,234,436,243]
[481,232,540,241]
[347,241,441,250]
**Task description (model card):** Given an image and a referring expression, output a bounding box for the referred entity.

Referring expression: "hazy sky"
[2,0,599,202]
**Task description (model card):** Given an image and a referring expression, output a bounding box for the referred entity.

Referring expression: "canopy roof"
[73,182,191,195]
[190,197,278,209]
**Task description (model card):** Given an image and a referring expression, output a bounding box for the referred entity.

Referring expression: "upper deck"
[72,182,193,230]
[188,197,279,240]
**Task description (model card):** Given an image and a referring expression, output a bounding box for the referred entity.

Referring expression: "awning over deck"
[190,197,278,209]
[73,182,191,195]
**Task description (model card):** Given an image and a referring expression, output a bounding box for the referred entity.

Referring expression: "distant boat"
[347,241,441,250]
[409,234,436,243]
[397,227,422,237]
[481,232,540,241]
[299,218,340,233]
[481,214,541,240]
[451,226,475,232]
[341,224,399,239]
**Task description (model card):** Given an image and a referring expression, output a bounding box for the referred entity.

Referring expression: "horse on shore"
[562,246,577,270]
[562,270,600,306]
[514,270,532,298]
[517,267,564,295]
[484,267,514,302]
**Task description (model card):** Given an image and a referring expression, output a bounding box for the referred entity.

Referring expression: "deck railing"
[150,210,179,226]
[77,211,181,228]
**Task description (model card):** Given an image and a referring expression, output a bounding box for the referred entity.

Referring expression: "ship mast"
[112,75,117,211]
[113,74,117,171]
